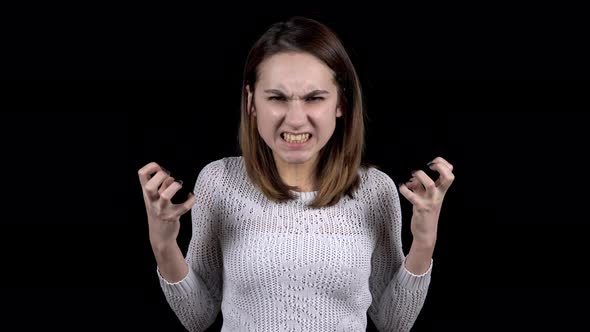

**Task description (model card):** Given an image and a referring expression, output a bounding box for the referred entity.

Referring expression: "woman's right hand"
[138,162,197,250]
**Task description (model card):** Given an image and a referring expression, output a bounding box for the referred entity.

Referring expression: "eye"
[268,96,286,101]
[306,96,325,102]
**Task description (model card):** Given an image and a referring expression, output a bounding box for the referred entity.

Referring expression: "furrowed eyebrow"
[263,89,329,98]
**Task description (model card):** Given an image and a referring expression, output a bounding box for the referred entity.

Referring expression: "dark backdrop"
[3,7,589,332]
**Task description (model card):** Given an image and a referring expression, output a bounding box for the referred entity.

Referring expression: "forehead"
[257,52,336,91]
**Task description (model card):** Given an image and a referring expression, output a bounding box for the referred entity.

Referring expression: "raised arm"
[138,160,224,332]
[366,168,432,332]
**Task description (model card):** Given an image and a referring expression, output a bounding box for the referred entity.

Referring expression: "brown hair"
[239,16,370,208]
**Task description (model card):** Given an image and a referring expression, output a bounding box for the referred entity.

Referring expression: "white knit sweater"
[157,156,432,331]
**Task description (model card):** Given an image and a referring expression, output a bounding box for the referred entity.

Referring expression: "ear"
[336,106,342,118]
[246,84,256,116]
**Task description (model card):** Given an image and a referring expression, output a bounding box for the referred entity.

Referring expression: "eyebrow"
[263,89,330,98]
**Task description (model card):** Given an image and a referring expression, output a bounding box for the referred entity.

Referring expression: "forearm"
[405,240,435,275]
[154,241,221,332]
[373,242,432,332]
[152,242,189,283]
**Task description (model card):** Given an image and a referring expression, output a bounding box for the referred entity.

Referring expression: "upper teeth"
[283,133,310,142]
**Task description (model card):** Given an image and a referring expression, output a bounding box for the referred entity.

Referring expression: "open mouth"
[281,132,312,144]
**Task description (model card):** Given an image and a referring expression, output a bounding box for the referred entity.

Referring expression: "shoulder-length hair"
[239,16,369,208]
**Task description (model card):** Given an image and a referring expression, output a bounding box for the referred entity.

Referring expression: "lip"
[281,131,312,135]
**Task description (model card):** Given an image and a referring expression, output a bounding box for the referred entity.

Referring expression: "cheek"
[320,121,337,141]
[257,106,284,124]
[314,111,338,137]
[256,111,279,138]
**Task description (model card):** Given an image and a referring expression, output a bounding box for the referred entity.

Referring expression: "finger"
[398,183,421,205]
[159,176,176,195]
[138,162,162,187]
[406,177,425,194]
[173,192,198,219]
[429,162,455,192]
[158,179,184,208]
[145,170,171,200]
[428,156,454,172]
[411,170,436,195]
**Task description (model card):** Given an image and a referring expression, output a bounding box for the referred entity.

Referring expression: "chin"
[279,152,314,165]
[282,156,309,164]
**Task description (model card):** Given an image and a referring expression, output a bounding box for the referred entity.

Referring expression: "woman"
[138,16,455,331]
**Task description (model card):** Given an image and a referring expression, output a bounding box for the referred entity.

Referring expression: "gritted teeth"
[281,132,312,143]
[281,132,312,138]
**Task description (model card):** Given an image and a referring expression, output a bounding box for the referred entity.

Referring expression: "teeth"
[283,133,311,143]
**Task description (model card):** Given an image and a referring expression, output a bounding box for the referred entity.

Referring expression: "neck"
[274,155,318,192]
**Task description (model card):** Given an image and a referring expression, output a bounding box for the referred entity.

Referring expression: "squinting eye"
[268,96,286,101]
[307,97,325,102]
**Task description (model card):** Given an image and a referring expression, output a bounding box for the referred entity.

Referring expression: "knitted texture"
[157,156,432,331]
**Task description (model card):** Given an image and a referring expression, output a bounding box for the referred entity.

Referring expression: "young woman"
[138,16,455,332]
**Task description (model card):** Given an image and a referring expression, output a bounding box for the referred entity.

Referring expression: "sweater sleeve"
[156,159,224,332]
[367,168,432,332]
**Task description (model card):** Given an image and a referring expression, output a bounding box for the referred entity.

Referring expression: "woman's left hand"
[399,156,455,246]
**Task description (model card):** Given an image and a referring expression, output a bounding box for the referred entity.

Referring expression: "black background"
[3,6,589,332]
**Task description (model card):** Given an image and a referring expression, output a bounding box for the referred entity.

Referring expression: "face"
[247,52,342,169]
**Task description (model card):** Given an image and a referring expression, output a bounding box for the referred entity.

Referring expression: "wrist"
[405,242,435,275]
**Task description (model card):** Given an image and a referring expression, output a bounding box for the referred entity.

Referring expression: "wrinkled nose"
[284,100,307,127]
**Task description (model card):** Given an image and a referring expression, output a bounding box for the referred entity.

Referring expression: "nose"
[284,100,307,127]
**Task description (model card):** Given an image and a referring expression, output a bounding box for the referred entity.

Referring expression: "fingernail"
[175,179,183,186]
[162,167,171,175]
[427,161,435,166]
